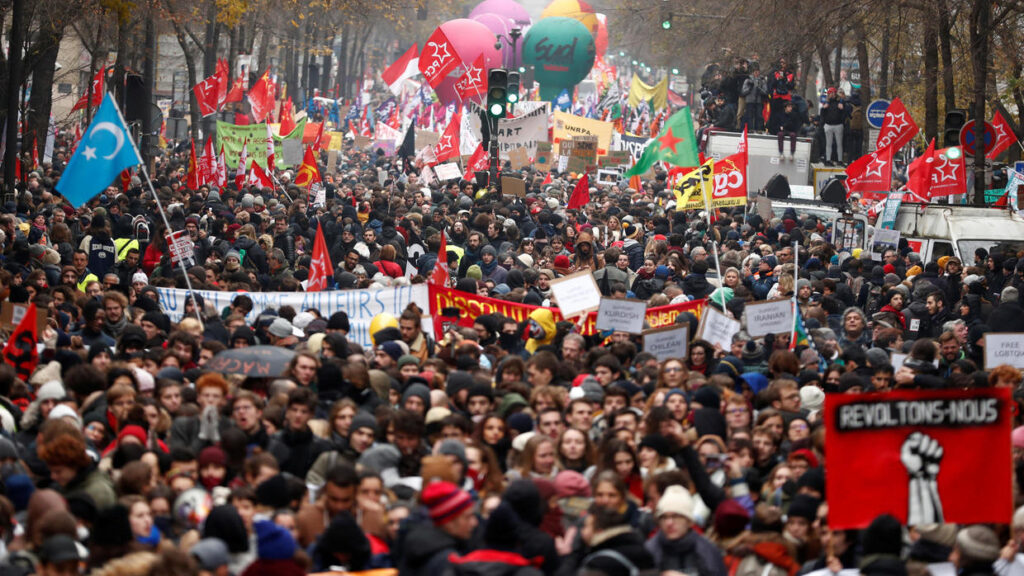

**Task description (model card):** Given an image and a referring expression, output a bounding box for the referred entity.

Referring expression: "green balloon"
[522,17,596,99]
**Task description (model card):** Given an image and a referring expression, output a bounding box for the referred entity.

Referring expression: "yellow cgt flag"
[674,159,714,210]
[627,74,668,110]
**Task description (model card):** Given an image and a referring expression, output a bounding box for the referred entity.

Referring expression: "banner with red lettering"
[825,388,1012,529]
[428,284,703,342]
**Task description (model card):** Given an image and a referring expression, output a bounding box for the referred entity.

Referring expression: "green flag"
[624,106,698,177]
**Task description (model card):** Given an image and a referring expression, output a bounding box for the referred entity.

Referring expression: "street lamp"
[494,27,523,71]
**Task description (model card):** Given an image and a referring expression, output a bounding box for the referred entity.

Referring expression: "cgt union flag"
[825,388,1012,529]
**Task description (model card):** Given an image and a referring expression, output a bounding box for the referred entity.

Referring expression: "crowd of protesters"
[0,95,1023,576]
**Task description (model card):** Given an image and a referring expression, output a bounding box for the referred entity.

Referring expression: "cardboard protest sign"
[744,299,793,337]
[643,325,689,362]
[0,302,47,337]
[595,298,647,334]
[548,271,603,319]
[536,142,553,172]
[597,169,621,186]
[825,388,1012,529]
[506,147,530,170]
[871,228,901,261]
[501,176,526,197]
[415,130,440,150]
[570,136,599,166]
[696,306,740,351]
[552,111,614,153]
[984,333,1024,369]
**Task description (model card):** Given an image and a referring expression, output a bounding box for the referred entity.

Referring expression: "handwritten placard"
[643,325,689,362]
[434,162,463,182]
[595,298,647,334]
[697,305,740,351]
[984,333,1024,370]
[745,298,794,337]
[549,271,602,319]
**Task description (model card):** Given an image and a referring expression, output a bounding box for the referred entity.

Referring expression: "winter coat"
[594,265,630,296]
[644,530,726,575]
[276,426,334,479]
[62,464,117,510]
[742,76,768,104]
[398,523,468,576]
[444,550,542,576]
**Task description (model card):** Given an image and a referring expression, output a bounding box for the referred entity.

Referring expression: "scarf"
[479,257,499,276]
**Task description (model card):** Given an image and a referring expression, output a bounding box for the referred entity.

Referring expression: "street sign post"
[866,99,890,130]
[960,120,996,157]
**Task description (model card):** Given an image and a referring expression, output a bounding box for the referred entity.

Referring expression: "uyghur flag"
[625,107,699,177]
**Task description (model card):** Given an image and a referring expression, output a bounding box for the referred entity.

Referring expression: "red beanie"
[118,425,147,446]
[421,481,472,526]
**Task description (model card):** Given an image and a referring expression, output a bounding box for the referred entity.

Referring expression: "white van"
[891,203,1024,262]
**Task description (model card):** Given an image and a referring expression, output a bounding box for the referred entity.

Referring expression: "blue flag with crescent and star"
[56,93,142,208]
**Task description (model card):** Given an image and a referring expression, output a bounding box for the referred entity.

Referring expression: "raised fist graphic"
[901,432,944,525]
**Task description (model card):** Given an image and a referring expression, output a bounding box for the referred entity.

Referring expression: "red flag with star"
[248,68,276,122]
[72,68,105,112]
[307,222,333,292]
[193,75,220,117]
[875,97,918,151]
[464,143,489,180]
[906,138,936,201]
[989,109,1017,160]
[279,97,296,136]
[454,53,486,102]
[225,76,245,103]
[845,146,894,200]
[625,107,698,177]
[433,110,461,163]
[923,147,967,199]
[418,27,460,89]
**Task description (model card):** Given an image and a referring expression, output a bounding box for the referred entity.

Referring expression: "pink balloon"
[472,13,522,69]
[431,19,503,105]
[469,0,532,27]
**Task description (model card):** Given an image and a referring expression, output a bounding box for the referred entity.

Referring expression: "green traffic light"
[946,147,962,159]
[518,67,525,73]
[490,103,504,116]
[661,19,671,29]
[672,68,679,74]
[508,93,518,103]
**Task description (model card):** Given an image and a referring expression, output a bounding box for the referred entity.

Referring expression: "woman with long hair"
[657,358,689,390]
[464,439,505,499]
[687,340,717,375]
[474,414,510,471]
[596,438,644,502]
[510,434,559,480]
[557,427,595,474]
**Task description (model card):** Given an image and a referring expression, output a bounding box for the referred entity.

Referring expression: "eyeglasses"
[726,408,747,415]
[664,367,684,373]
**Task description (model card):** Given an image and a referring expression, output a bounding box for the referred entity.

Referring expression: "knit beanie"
[379,341,404,361]
[712,499,751,539]
[351,412,378,435]
[420,481,472,526]
[254,519,296,560]
[655,485,694,521]
[446,371,475,398]
[553,470,591,498]
[956,525,1001,565]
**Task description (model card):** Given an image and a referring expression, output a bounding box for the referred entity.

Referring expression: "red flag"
[279,97,296,136]
[294,147,322,188]
[121,168,132,191]
[541,173,552,186]
[265,122,276,173]
[217,146,228,188]
[359,106,373,137]
[187,140,200,189]
[924,147,968,199]
[454,53,486,101]
[429,232,450,287]
[312,122,327,151]
[248,68,276,122]
[737,125,748,154]
[201,138,217,185]
[418,27,460,88]
[216,58,229,108]
[382,44,420,96]
[876,97,918,151]
[71,68,105,112]
[193,75,220,117]
[712,151,747,205]
[906,138,937,201]
[31,136,39,170]
[225,76,245,103]
[235,139,249,190]
[845,146,894,200]
[307,222,333,292]
[464,143,489,180]
[433,110,461,163]
[568,173,590,209]
[2,302,39,382]
[989,109,1017,159]
[248,162,273,189]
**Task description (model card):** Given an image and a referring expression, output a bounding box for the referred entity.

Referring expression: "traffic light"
[944,109,967,148]
[506,71,520,103]
[487,68,508,118]
[660,5,672,29]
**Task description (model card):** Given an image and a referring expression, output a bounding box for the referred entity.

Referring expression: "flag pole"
[790,240,799,348]
[696,164,726,311]
[137,162,205,330]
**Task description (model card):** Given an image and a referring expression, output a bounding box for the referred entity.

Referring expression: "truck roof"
[894,203,1024,241]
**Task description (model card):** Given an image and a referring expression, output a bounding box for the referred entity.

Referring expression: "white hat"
[132,272,149,285]
[511,430,537,453]
[133,366,155,392]
[293,312,316,331]
[656,485,694,520]
[37,381,66,402]
[48,404,82,427]
[799,386,825,413]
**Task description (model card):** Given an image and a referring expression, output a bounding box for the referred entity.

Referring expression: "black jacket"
[398,523,468,576]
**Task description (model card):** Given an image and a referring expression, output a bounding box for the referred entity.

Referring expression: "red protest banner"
[825,388,1012,529]
[428,284,703,342]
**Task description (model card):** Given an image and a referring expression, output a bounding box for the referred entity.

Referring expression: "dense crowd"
[0,97,1024,576]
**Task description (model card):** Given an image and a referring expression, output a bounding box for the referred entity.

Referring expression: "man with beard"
[457,232,485,277]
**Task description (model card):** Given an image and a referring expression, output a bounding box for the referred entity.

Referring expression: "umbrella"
[206,346,296,377]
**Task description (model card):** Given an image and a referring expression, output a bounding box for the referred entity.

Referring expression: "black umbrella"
[206,346,296,377]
